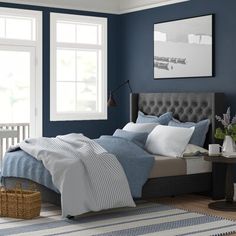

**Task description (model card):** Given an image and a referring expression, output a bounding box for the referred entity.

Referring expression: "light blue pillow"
[168,119,210,147]
[136,111,172,125]
[113,129,148,148]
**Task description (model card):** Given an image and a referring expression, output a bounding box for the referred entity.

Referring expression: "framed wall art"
[154,14,213,79]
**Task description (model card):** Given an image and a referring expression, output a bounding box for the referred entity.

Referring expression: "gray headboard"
[130,93,226,146]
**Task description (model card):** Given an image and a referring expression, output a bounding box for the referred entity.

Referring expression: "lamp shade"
[107,92,117,107]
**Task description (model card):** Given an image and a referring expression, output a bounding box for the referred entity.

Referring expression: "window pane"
[57,49,76,82]
[77,24,98,44]
[76,50,99,113]
[0,50,30,123]
[57,22,76,43]
[77,82,97,112]
[77,50,97,82]
[57,82,75,112]
[51,13,107,120]
[0,18,4,38]
[32,18,36,41]
[5,17,32,40]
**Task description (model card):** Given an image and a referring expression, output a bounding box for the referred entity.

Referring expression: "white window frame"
[0,7,42,137]
[50,13,107,121]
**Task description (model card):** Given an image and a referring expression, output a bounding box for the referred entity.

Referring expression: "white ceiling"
[0,0,189,14]
[118,0,188,14]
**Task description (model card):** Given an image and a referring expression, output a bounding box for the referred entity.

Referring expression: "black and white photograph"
[154,15,213,79]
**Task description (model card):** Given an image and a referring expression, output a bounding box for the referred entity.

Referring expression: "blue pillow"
[113,129,148,148]
[136,111,172,125]
[168,119,210,147]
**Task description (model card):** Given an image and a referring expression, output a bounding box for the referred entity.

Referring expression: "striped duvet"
[8,133,135,218]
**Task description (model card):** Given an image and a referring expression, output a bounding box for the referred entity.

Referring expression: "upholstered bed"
[2,92,226,205]
[131,92,226,199]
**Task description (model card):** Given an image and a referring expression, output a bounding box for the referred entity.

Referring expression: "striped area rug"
[0,202,236,236]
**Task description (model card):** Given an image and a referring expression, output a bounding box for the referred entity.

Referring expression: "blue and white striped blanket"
[3,135,154,198]
[6,134,136,217]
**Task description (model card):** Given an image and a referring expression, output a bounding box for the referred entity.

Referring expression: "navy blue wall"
[120,0,236,124]
[0,2,122,138]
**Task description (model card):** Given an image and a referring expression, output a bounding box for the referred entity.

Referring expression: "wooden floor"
[154,194,236,236]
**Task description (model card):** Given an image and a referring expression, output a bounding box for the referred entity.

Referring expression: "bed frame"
[130,93,226,199]
[2,92,226,204]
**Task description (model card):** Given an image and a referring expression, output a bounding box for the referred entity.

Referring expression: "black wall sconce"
[107,80,133,107]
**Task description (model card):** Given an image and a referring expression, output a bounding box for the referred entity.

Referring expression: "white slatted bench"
[0,129,19,171]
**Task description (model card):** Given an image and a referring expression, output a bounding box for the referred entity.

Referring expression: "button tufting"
[192,115,198,122]
[150,101,155,106]
[137,96,213,128]
[161,108,167,113]
[166,101,171,106]
[191,101,197,107]
[201,102,208,108]
[187,108,193,114]
[174,101,179,106]
[197,108,202,114]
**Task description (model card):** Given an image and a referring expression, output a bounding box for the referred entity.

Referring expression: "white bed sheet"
[150,155,212,178]
[185,156,212,174]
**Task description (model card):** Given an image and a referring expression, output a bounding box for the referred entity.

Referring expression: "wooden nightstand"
[204,155,236,211]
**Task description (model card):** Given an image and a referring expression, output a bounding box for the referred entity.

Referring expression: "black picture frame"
[153,14,214,80]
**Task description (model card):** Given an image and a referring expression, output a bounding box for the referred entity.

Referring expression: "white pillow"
[183,144,208,157]
[123,122,159,133]
[145,125,195,158]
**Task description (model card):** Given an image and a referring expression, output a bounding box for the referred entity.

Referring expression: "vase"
[222,135,236,153]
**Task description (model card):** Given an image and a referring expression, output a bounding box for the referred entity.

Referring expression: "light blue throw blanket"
[2,135,154,198]
[96,136,154,197]
[2,150,59,193]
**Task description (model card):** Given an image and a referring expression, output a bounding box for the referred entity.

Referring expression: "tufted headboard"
[130,93,226,146]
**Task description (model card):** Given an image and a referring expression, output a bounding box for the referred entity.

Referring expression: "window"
[0,14,36,41]
[188,34,212,45]
[154,31,166,42]
[50,13,107,121]
[0,8,42,137]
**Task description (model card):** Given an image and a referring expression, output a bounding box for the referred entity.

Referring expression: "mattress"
[149,155,212,178]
